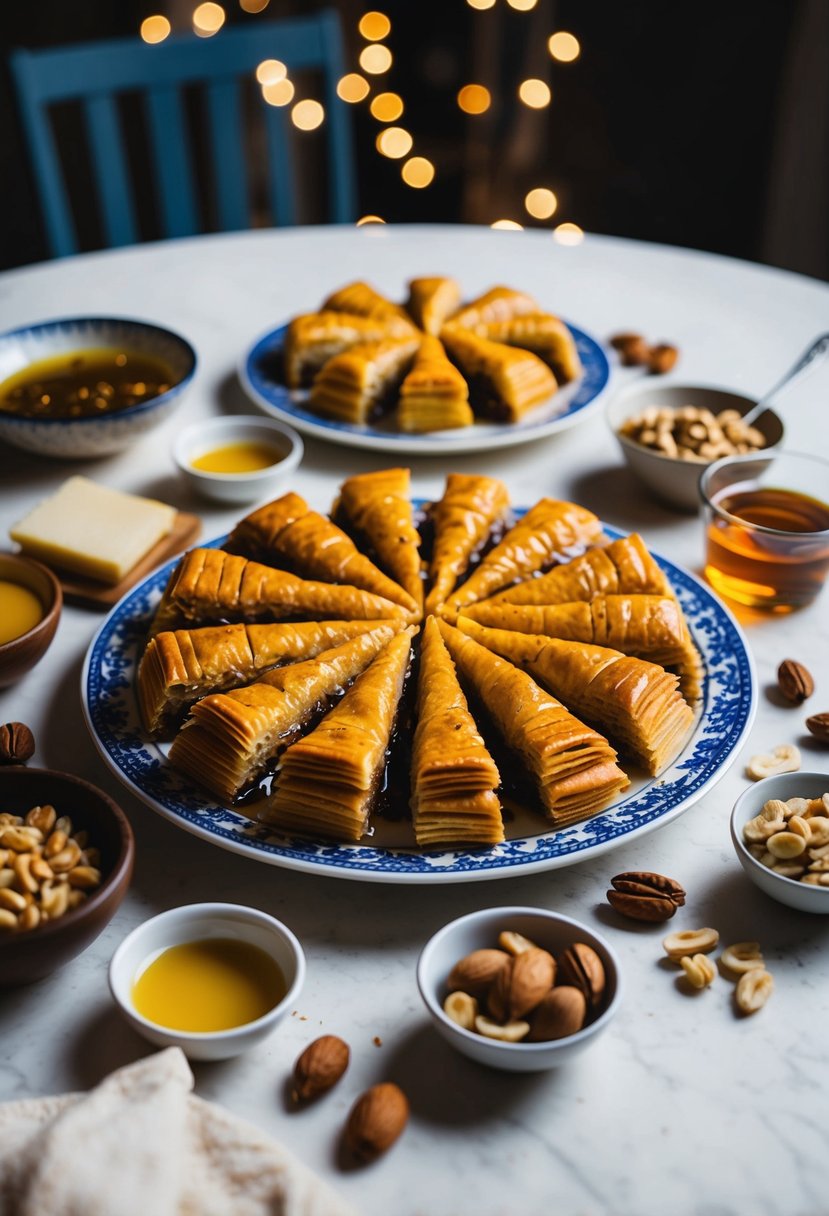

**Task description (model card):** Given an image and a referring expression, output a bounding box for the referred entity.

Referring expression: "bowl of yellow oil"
[174,416,303,504]
[108,903,305,1060]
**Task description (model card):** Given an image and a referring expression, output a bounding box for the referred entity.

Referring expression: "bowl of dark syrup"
[700,451,829,610]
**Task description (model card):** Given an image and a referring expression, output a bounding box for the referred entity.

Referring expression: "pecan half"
[805,713,829,742]
[0,723,35,766]
[607,871,686,922]
[557,943,606,1008]
[777,659,814,705]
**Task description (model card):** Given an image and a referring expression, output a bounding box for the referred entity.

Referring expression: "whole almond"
[805,713,829,742]
[777,659,814,705]
[292,1034,350,1102]
[488,947,555,1021]
[557,943,606,1008]
[647,343,679,375]
[447,948,510,997]
[345,1082,409,1162]
[528,985,587,1041]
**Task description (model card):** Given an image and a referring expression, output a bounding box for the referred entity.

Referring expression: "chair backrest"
[11,10,356,257]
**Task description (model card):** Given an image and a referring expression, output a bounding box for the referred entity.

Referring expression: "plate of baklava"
[82,468,756,883]
[240,278,610,453]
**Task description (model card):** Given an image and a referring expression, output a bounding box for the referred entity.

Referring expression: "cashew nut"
[474,1015,530,1042]
[720,942,765,975]
[662,927,719,960]
[443,991,478,1030]
[745,744,801,781]
[735,969,774,1015]
[680,954,716,989]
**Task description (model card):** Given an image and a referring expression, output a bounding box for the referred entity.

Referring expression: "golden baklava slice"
[424,473,510,616]
[440,328,556,422]
[443,498,603,617]
[410,617,503,846]
[405,277,462,335]
[308,337,420,425]
[476,313,582,384]
[168,624,399,802]
[334,468,424,613]
[448,286,539,330]
[322,280,414,329]
[439,621,628,828]
[138,618,401,738]
[396,336,473,433]
[456,617,694,776]
[260,629,415,841]
[226,493,417,613]
[149,549,407,635]
[283,311,401,388]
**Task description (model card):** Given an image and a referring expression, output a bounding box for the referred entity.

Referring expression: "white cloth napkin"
[0,1048,359,1216]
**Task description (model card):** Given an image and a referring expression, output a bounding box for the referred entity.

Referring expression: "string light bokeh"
[137,4,584,237]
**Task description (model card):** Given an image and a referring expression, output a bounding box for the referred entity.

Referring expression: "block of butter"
[10,476,177,585]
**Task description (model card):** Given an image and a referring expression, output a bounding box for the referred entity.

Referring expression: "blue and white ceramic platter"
[239,321,610,455]
[82,523,755,885]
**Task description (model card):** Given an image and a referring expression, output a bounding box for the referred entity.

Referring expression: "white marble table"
[1,226,828,1216]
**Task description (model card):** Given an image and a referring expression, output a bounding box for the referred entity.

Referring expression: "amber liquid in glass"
[705,485,829,609]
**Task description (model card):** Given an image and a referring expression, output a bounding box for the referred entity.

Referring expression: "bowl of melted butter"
[0,317,196,458]
[109,902,305,1060]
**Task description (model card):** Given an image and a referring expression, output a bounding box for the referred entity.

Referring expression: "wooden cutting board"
[53,511,200,609]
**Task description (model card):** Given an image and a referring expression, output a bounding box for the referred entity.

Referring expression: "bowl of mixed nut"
[0,760,134,984]
[416,906,622,1072]
[731,772,829,914]
[606,382,783,511]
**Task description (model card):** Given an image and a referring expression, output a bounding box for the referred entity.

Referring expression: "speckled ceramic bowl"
[0,316,197,458]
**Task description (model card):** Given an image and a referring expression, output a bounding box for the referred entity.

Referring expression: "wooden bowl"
[0,553,62,687]
[0,767,134,985]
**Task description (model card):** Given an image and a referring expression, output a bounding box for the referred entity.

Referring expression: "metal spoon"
[740,333,829,429]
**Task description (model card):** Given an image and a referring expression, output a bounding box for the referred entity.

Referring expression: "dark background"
[1,0,826,279]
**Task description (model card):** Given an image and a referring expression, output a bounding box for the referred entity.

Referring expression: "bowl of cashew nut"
[0,758,134,985]
[731,771,829,913]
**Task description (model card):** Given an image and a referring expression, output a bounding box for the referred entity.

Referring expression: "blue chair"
[10,11,357,257]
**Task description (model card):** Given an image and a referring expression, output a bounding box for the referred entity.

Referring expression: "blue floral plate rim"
[81,520,756,885]
[238,320,610,455]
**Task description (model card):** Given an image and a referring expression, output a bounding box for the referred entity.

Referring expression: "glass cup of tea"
[700,450,829,611]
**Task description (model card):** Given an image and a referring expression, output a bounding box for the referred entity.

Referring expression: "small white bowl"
[173,415,303,504]
[0,316,196,459]
[606,381,784,512]
[731,773,829,914]
[108,902,305,1060]
[417,906,622,1072]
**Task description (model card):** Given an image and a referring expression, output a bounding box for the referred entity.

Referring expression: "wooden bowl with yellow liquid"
[0,553,62,687]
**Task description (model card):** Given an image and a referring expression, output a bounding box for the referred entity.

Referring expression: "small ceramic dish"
[0,553,62,687]
[108,902,306,1060]
[0,316,196,459]
[417,906,622,1072]
[173,415,304,504]
[731,772,829,913]
[606,382,784,512]
[0,766,134,986]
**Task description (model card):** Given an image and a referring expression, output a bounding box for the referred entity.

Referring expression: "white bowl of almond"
[416,906,622,1072]
[731,772,829,913]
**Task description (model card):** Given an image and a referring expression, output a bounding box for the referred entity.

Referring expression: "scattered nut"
[443,991,478,1030]
[610,333,651,366]
[805,713,829,742]
[647,344,679,375]
[345,1083,409,1162]
[292,1035,350,1102]
[0,723,35,765]
[745,744,801,781]
[720,942,765,975]
[447,948,510,997]
[607,871,686,922]
[680,953,716,989]
[528,986,586,1041]
[734,968,774,1015]
[662,927,719,961]
[777,660,814,705]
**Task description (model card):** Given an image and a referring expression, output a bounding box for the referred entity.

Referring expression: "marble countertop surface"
[1,225,828,1216]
